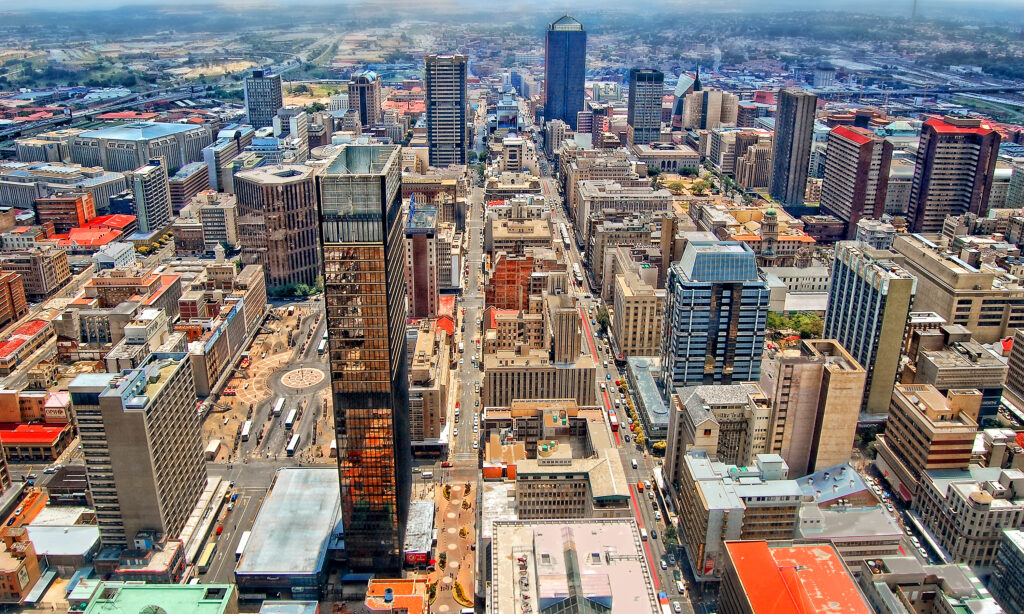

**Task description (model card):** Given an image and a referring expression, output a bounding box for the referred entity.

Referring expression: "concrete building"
[681,88,739,130]
[676,451,804,583]
[860,556,1004,614]
[80,584,237,614]
[720,541,871,614]
[33,192,96,234]
[824,242,916,413]
[875,384,980,501]
[168,161,209,214]
[820,126,893,238]
[0,246,70,301]
[184,191,239,252]
[235,165,321,291]
[407,321,449,453]
[909,116,1001,233]
[130,159,172,235]
[483,172,542,202]
[487,218,552,255]
[0,160,126,211]
[630,142,700,173]
[545,119,570,157]
[627,68,664,146]
[662,241,769,389]
[544,16,587,130]
[405,205,439,319]
[589,217,656,292]
[317,145,409,572]
[0,270,27,330]
[916,465,1024,569]
[69,353,206,548]
[244,70,284,129]
[348,70,382,129]
[891,233,1024,344]
[612,264,665,357]
[487,519,658,614]
[770,89,818,206]
[69,122,211,173]
[1007,329,1024,407]
[855,218,897,250]
[760,339,866,475]
[574,181,671,241]
[424,55,467,167]
[201,125,255,192]
[991,529,1024,613]
[483,350,596,406]
[625,357,670,441]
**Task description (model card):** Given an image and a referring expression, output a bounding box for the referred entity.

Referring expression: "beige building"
[892,233,1024,343]
[575,181,671,241]
[612,265,665,357]
[0,246,71,301]
[408,321,450,448]
[69,352,206,548]
[875,384,980,501]
[483,350,596,407]
[486,218,552,255]
[760,340,866,476]
[681,88,739,130]
[735,143,773,190]
[483,172,542,201]
[588,217,656,292]
[630,142,700,173]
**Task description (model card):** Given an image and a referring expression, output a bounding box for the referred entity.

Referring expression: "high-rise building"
[317,144,409,572]
[69,353,206,548]
[907,116,1001,233]
[544,15,586,130]
[234,165,321,291]
[662,240,769,389]
[33,192,96,234]
[627,68,664,146]
[991,529,1024,614]
[348,70,383,129]
[1007,161,1024,210]
[405,204,439,318]
[770,89,818,206]
[681,88,739,130]
[820,126,893,238]
[244,69,284,129]
[129,159,172,235]
[760,339,866,475]
[424,55,468,167]
[824,242,916,413]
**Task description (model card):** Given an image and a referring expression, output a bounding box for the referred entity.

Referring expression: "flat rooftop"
[79,122,202,141]
[324,144,398,176]
[82,583,235,614]
[489,519,659,614]
[235,467,341,578]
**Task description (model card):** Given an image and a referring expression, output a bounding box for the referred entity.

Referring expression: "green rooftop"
[82,583,236,614]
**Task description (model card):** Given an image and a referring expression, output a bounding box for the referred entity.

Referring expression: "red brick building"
[33,192,96,234]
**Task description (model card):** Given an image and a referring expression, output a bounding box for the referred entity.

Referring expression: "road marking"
[629,483,661,590]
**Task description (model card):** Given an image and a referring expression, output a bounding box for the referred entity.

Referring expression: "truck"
[637,481,644,492]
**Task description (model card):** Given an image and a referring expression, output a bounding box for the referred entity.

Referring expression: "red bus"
[608,410,619,432]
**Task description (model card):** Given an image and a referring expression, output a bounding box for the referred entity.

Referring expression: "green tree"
[597,305,610,334]
[306,101,326,113]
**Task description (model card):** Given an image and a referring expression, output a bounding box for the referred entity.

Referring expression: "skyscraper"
[824,242,916,414]
[69,353,206,548]
[544,15,586,130]
[348,70,383,128]
[662,240,769,390]
[130,158,172,234]
[770,89,818,206]
[424,55,468,167]
[244,69,284,129]
[405,203,439,319]
[317,144,409,572]
[627,68,664,146]
[907,116,1001,234]
[681,88,739,130]
[820,126,893,238]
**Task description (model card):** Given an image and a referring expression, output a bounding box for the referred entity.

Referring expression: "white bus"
[272,398,284,417]
[572,263,583,284]
[286,434,300,457]
[240,420,252,442]
[285,409,297,430]
[235,531,251,560]
[317,338,327,355]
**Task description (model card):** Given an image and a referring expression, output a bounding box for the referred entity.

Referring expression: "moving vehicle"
[608,410,619,431]
[650,529,658,539]
[637,481,644,492]
[441,461,453,468]
[676,581,685,594]
[631,458,638,469]
[197,543,217,574]
[235,531,251,560]
[422,471,434,480]
[240,420,252,442]
[640,528,648,541]
[317,337,327,355]
[286,434,300,457]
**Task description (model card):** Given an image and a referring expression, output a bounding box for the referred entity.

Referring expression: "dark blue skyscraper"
[544,15,586,130]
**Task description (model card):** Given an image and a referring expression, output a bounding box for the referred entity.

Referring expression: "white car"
[454,428,459,436]
[473,441,479,450]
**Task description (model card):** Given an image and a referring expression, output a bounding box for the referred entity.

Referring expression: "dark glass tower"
[544,15,586,130]
[769,88,818,206]
[317,144,409,572]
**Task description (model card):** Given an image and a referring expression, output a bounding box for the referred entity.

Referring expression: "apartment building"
[612,264,665,357]
[0,246,71,301]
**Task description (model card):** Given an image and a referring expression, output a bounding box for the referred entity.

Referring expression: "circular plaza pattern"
[281,367,326,389]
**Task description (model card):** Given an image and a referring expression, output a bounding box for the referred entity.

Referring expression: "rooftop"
[324,144,399,176]
[79,121,203,141]
[676,240,760,282]
[797,463,870,505]
[82,583,235,614]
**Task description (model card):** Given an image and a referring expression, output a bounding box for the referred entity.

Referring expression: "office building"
[0,270,27,330]
[760,339,866,475]
[483,350,596,406]
[1007,329,1024,406]
[574,181,671,241]
[627,68,664,146]
[908,116,1001,233]
[424,55,468,167]
[407,321,450,453]
[676,452,804,582]
[34,192,96,234]
[769,89,818,205]
[69,353,206,548]
[244,70,284,129]
[824,242,916,413]
[405,204,439,318]
[0,246,71,301]
[855,218,897,250]
[662,240,769,389]
[130,159,172,235]
[681,88,739,130]
[348,70,383,129]
[891,233,1024,344]
[167,162,210,214]
[0,161,127,211]
[820,126,893,238]
[612,264,665,357]
[69,122,211,173]
[991,529,1024,613]
[720,541,871,614]
[544,15,586,130]
[875,384,980,500]
[234,165,321,291]
[317,144,409,572]
[185,191,239,252]
[79,583,237,614]
[916,465,1024,568]
[860,556,1004,614]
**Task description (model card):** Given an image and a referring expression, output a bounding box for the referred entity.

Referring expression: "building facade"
[544,16,586,130]
[130,159,172,235]
[348,70,383,129]
[820,126,893,238]
[627,68,664,146]
[424,55,468,167]
[244,70,284,129]
[769,89,817,206]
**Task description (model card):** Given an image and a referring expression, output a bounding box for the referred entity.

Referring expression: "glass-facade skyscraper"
[425,55,468,167]
[317,144,410,572]
[662,240,769,392]
[627,68,664,146]
[544,15,586,130]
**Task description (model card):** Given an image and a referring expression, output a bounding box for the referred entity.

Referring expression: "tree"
[652,440,667,454]
[306,101,326,113]
[596,305,610,334]
[647,165,661,177]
